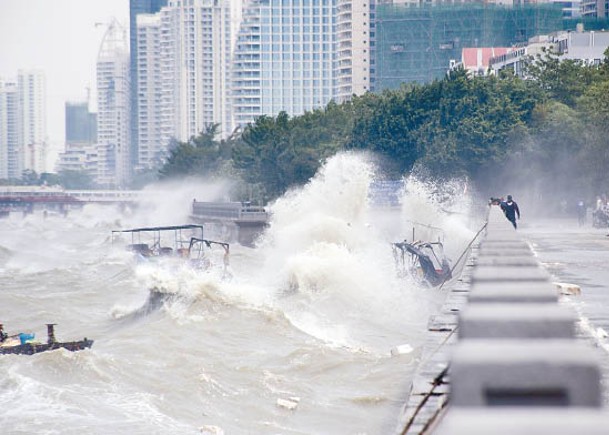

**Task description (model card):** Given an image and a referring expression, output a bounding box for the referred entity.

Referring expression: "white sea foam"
[0,152,480,434]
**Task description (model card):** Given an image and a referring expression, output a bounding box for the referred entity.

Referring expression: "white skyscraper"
[136,13,163,169]
[161,0,237,142]
[18,70,48,175]
[336,0,371,102]
[0,79,19,179]
[96,19,131,188]
[232,0,373,128]
[233,0,337,128]
[0,71,48,180]
[232,2,263,127]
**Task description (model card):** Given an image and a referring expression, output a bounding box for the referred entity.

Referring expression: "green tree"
[40,172,61,186]
[347,69,540,180]
[577,79,609,195]
[232,106,349,199]
[58,170,95,189]
[159,124,233,180]
[525,47,601,107]
[21,169,39,185]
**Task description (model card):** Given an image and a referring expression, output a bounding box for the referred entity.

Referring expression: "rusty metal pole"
[46,323,57,344]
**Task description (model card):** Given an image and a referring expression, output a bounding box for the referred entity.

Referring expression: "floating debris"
[199,425,224,435]
[276,397,300,410]
[391,344,414,356]
[554,282,581,296]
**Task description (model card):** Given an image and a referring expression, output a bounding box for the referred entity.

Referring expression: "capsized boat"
[0,324,93,355]
[392,239,452,287]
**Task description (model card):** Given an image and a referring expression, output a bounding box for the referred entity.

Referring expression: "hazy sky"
[0,0,128,166]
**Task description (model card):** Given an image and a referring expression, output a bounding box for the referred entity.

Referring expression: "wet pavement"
[521,218,609,326]
[521,217,609,402]
[399,216,609,433]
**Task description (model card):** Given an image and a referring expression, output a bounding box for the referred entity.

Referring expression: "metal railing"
[191,201,269,222]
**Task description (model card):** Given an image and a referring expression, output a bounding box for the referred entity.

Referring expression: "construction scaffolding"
[374,3,564,89]
[563,17,609,31]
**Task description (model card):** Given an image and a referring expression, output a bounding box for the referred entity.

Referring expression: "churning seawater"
[0,153,480,435]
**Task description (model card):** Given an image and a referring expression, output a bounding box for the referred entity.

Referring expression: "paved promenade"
[522,217,609,402]
[521,217,609,339]
[397,211,609,434]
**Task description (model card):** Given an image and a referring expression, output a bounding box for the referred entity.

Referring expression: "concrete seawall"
[397,205,609,434]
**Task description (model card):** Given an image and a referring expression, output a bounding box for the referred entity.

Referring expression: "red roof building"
[459,47,514,76]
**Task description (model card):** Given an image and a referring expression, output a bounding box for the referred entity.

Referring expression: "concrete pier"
[190,201,269,247]
[398,206,609,434]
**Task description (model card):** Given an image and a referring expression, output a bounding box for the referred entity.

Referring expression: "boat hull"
[0,339,94,355]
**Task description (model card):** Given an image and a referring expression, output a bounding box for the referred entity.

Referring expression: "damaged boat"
[392,239,452,287]
[111,224,230,273]
[0,323,93,355]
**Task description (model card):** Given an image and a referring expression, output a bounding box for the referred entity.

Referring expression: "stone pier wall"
[397,205,609,434]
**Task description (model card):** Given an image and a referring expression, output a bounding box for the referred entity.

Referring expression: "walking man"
[501,195,521,229]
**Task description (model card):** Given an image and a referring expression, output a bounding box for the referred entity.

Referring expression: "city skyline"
[0,0,128,167]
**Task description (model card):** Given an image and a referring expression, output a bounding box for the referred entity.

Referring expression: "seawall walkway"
[397,206,609,434]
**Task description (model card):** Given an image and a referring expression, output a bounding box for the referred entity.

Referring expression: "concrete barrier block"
[480,240,530,250]
[458,303,575,339]
[434,408,609,435]
[475,255,539,267]
[472,265,550,283]
[476,248,534,257]
[484,229,521,240]
[488,206,510,220]
[450,340,602,407]
[468,282,558,303]
[485,222,513,232]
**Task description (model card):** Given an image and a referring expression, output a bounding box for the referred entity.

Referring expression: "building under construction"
[374,3,564,89]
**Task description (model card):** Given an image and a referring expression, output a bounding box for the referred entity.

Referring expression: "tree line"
[159,49,609,205]
[13,49,608,207]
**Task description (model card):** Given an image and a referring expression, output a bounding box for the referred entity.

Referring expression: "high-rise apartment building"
[232,0,339,128]
[160,0,236,141]
[65,102,97,145]
[133,0,239,169]
[136,13,163,169]
[0,80,19,179]
[96,19,131,188]
[375,3,563,88]
[231,6,261,129]
[18,70,47,175]
[232,2,263,127]
[581,0,609,16]
[56,101,98,175]
[0,71,47,180]
[130,0,168,167]
[336,0,372,102]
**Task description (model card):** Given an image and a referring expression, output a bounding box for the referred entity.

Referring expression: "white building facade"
[488,30,609,76]
[232,0,374,128]
[133,0,239,170]
[232,0,337,128]
[232,1,263,127]
[56,101,98,177]
[96,19,131,188]
[0,80,19,179]
[0,71,48,180]
[336,0,371,102]
[136,13,164,170]
[161,0,237,142]
[18,70,48,175]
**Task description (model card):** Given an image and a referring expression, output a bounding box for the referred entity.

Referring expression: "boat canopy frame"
[393,239,452,287]
[112,224,228,260]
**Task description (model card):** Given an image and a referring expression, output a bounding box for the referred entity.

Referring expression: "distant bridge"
[0,187,144,212]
